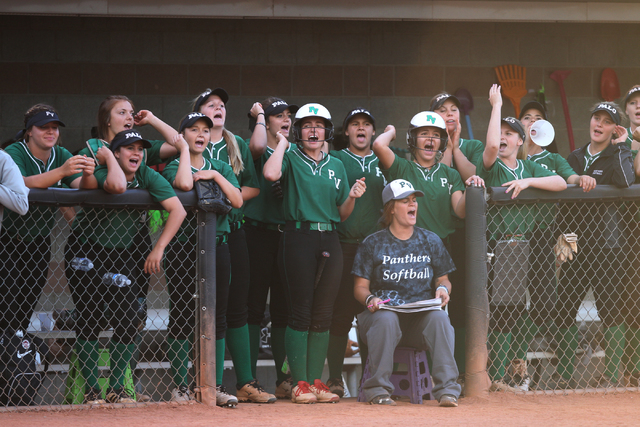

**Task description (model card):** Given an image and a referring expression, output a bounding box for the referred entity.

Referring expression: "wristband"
[365,294,375,306]
[256,122,266,129]
[436,285,449,295]
[257,112,265,116]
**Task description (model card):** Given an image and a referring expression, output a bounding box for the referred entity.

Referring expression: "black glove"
[194,179,233,215]
[271,180,284,199]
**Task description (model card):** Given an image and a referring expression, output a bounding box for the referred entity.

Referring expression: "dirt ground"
[2,393,638,427]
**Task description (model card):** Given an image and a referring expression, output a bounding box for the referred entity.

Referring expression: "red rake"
[494,64,527,117]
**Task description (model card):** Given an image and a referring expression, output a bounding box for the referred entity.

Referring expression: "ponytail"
[222,128,244,175]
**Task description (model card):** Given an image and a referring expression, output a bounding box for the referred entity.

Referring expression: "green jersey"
[203,135,259,225]
[162,157,239,239]
[527,150,574,228]
[477,157,555,239]
[244,144,295,225]
[383,155,464,239]
[79,138,165,167]
[73,165,176,249]
[330,148,386,243]
[3,141,81,241]
[280,149,350,223]
[454,138,484,172]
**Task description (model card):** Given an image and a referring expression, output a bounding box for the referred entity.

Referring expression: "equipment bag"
[0,329,49,406]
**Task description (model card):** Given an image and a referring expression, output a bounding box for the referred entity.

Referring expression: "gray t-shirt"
[0,149,29,233]
[352,227,455,305]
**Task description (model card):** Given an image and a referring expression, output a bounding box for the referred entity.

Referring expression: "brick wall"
[1,16,639,156]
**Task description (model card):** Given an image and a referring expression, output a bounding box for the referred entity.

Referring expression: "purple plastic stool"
[358,347,434,404]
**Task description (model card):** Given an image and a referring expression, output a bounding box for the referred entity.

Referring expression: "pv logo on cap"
[435,94,450,102]
[46,111,54,117]
[188,113,205,120]
[126,132,142,139]
[425,115,436,124]
[309,106,319,114]
[271,101,288,108]
[504,117,516,124]
[350,108,369,116]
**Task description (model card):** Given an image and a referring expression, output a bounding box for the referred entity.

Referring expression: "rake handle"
[552,73,575,151]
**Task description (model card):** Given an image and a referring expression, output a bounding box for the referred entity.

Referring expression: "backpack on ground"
[0,329,49,406]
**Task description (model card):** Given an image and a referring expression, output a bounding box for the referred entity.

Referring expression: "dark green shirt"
[383,156,464,239]
[79,138,165,167]
[280,149,350,223]
[331,149,386,243]
[162,157,239,239]
[3,141,81,240]
[455,138,484,172]
[73,165,176,249]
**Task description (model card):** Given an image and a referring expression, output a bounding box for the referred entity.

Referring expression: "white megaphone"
[529,120,555,147]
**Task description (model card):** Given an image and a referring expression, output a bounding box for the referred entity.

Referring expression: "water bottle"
[102,272,132,287]
[70,257,94,271]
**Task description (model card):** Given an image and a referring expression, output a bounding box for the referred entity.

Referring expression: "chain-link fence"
[1,188,217,409]
[471,185,640,395]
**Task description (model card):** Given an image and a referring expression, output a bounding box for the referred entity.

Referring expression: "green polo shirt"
[203,135,259,225]
[72,165,176,249]
[455,138,484,172]
[527,150,574,228]
[477,157,555,239]
[2,141,81,241]
[79,138,165,167]
[162,157,238,239]
[383,155,464,239]
[244,144,295,225]
[330,148,387,243]
[280,149,350,223]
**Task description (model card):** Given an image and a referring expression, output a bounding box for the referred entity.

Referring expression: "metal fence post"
[464,186,490,396]
[197,209,217,405]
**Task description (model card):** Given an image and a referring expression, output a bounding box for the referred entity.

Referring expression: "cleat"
[236,379,277,403]
[275,378,294,399]
[105,388,136,404]
[326,377,345,398]
[439,394,458,407]
[309,379,340,403]
[84,388,106,405]
[170,385,192,402]
[291,381,318,404]
[369,394,396,406]
[216,385,238,408]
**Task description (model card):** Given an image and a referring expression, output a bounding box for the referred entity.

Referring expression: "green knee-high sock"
[454,327,466,374]
[76,339,100,392]
[248,324,261,379]
[510,313,538,361]
[110,342,135,390]
[168,338,190,388]
[488,331,511,381]
[285,327,308,383]
[627,327,640,374]
[604,324,626,381]
[307,331,330,383]
[271,327,288,382]
[226,325,255,387]
[556,326,579,380]
[327,334,348,380]
[216,338,225,386]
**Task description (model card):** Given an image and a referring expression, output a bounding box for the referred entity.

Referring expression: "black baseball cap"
[501,117,526,141]
[264,99,299,117]
[342,108,376,131]
[429,93,461,111]
[519,101,547,121]
[179,112,214,133]
[110,130,151,152]
[26,110,66,129]
[193,88,229,112]
[591,102,621,126]
[624,87,640,106]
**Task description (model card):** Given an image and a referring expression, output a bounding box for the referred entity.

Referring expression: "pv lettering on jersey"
[382,253,431,264]
[383,268,430,282]
[328,169,341,189]
[440,177,453,193]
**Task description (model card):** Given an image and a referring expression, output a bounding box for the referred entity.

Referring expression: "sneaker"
[489,379,518,392]
[326,377,345,398]
[105,388,136,404]
[275,378,293,399]
[309,379,340,403]
[237,379,276,403]
[508,359,531,392]
[291,381,318,404]
[369,394,397,406]
[216,385,238,408]
[439,394,458,408]
[84,388,106,404]
[171,385,192,402]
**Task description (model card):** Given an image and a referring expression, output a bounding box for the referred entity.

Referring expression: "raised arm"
[248,102,268,159]
[610,126,634,188]
[483,84,503,170]
[170,135,194,191]
[134,110,179,159]
[338,177,366,222]
[371,125,397,170]
[263,132,288,181]
[99,147,127,194]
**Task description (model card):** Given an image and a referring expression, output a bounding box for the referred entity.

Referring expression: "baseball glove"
[194,179,232,215]
[554,232,578,265]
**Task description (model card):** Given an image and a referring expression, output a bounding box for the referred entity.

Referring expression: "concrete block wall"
[1,16,639,157]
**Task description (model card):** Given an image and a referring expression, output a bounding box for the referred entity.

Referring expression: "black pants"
[227,227,250,329]
[0,232,51,332]
[164,239,231,340]
[527,225,557,328]
[65,233,139,344]
[279,228,343,332]
[625,225,640,328]
[329,241,364,337]
[245,224,289,329]
[132,229,152,299]
[446,227,466,330]
[557,246,626,330]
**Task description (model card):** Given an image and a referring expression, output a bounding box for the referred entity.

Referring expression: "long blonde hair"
[191,89,244,175]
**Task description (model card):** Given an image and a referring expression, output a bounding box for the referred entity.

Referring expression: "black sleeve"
[611,143,634,188]
[567,150,581,175]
